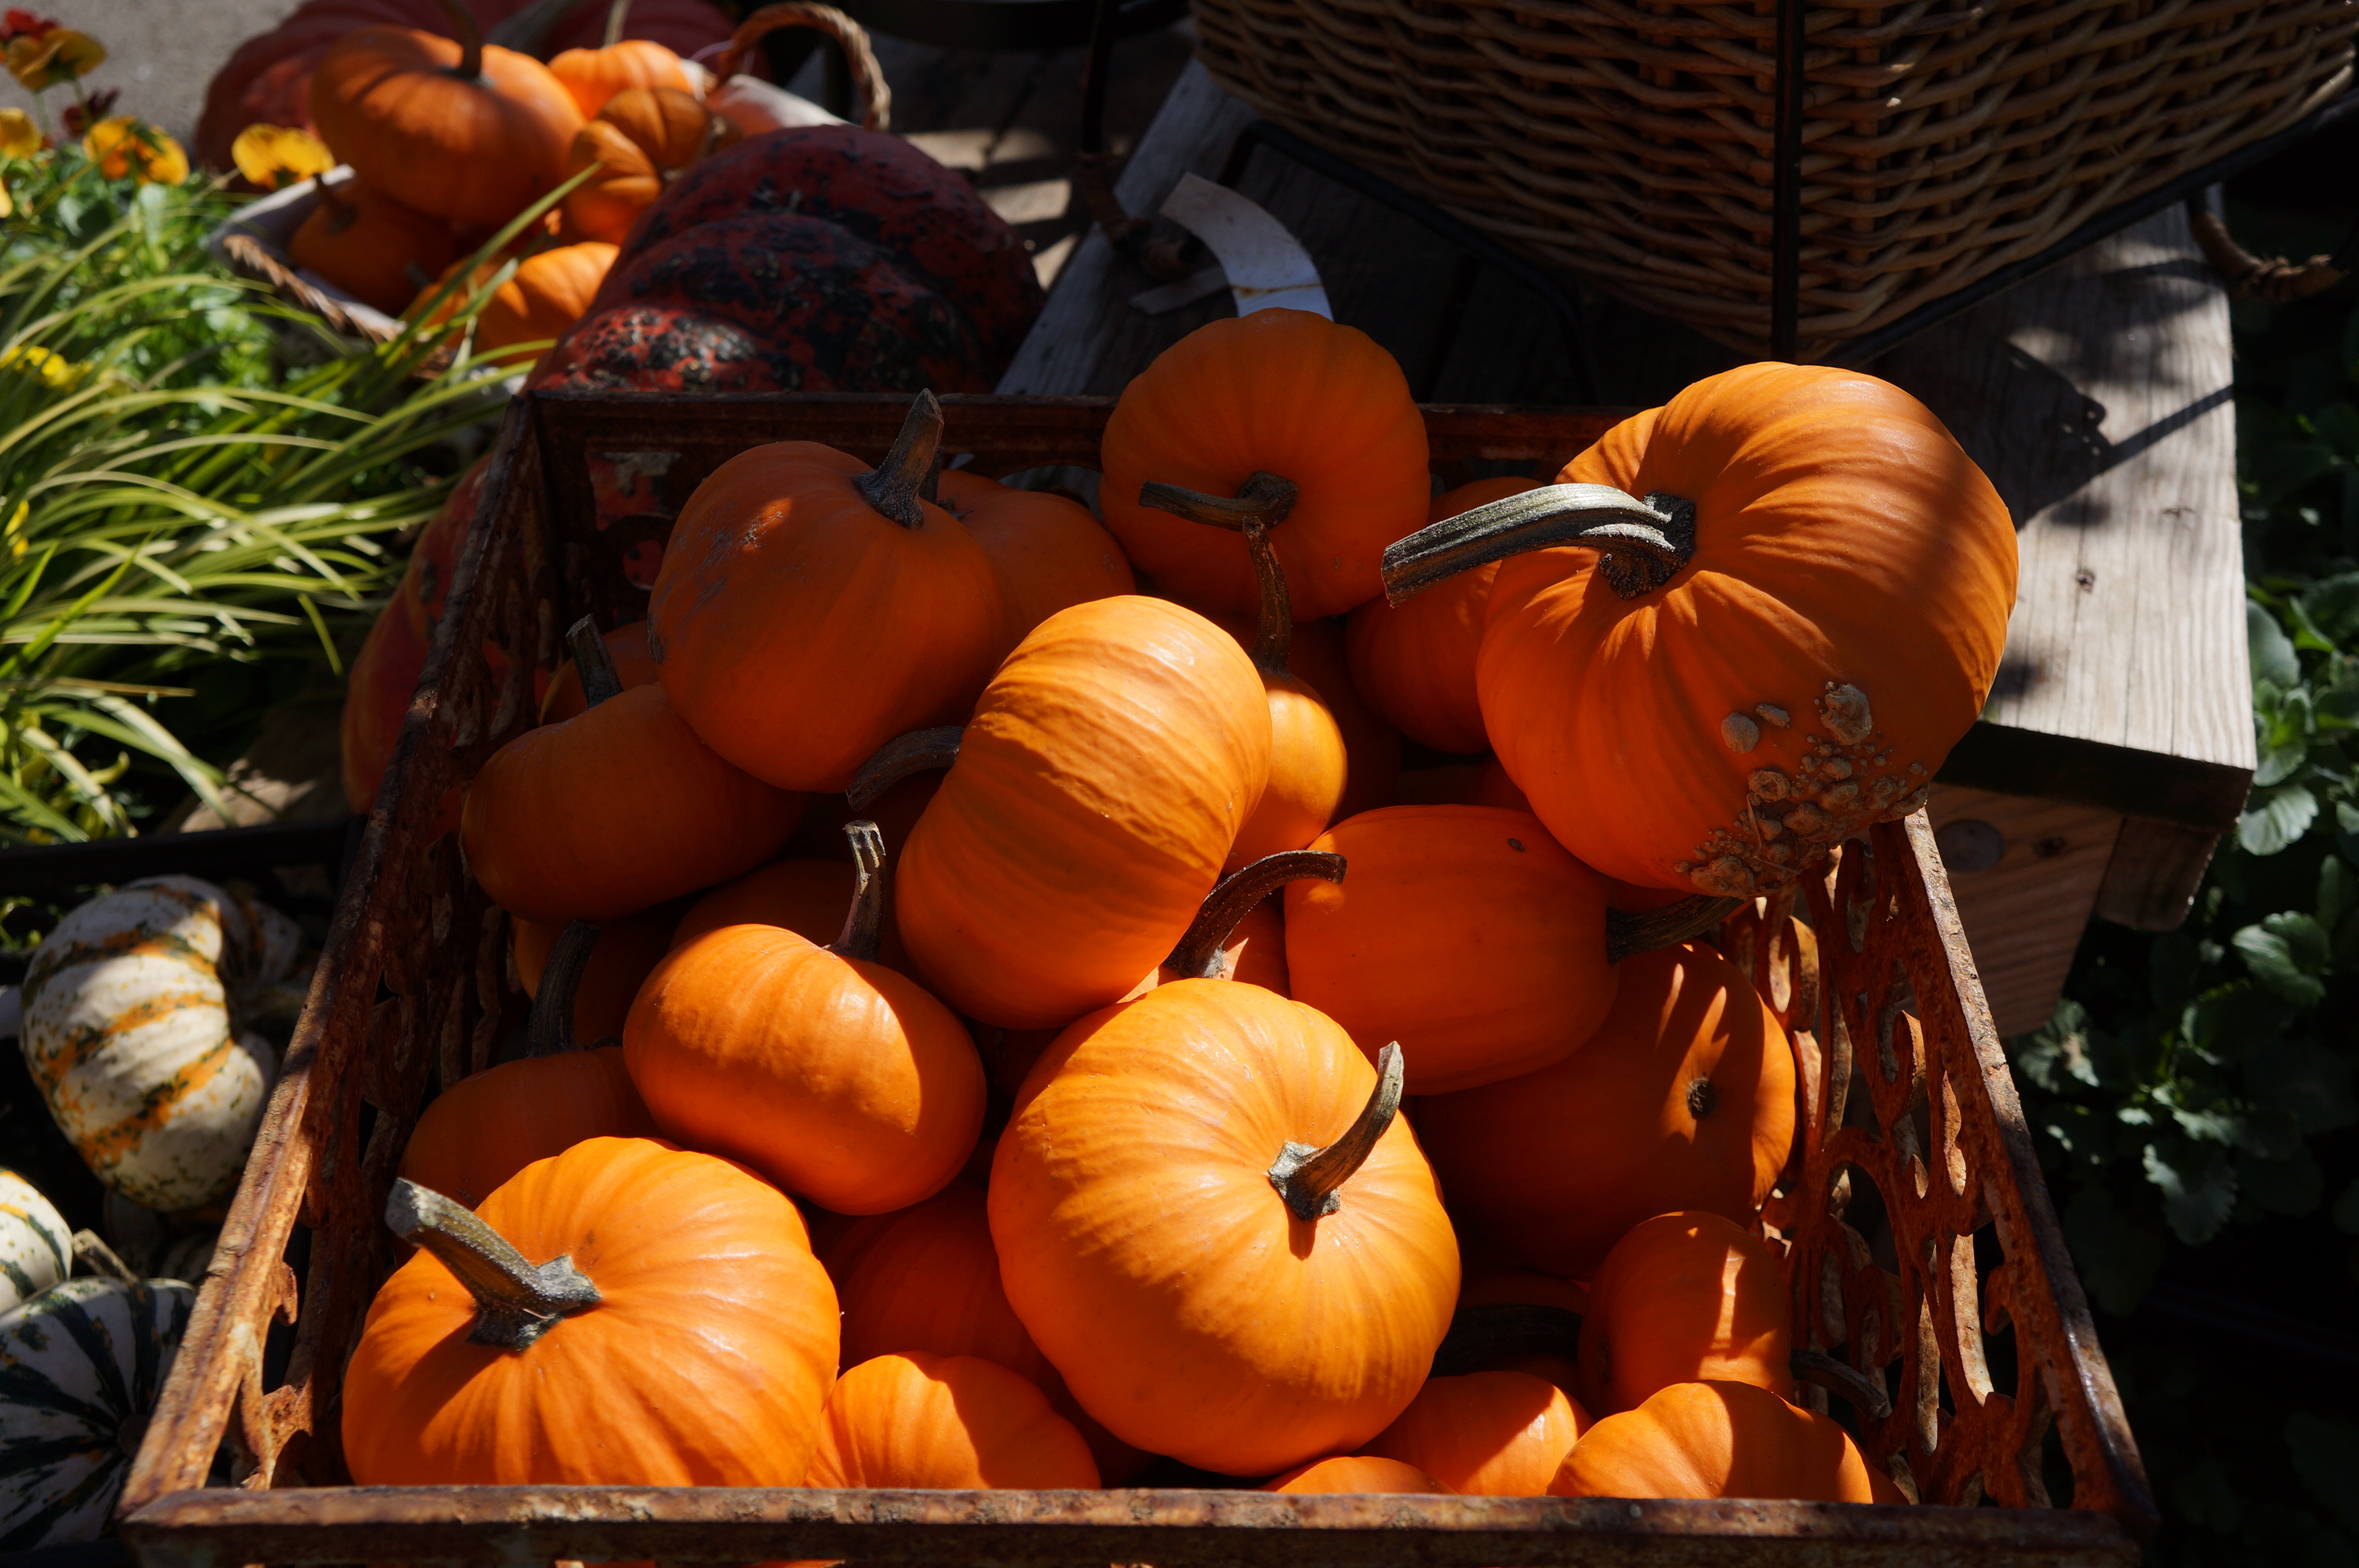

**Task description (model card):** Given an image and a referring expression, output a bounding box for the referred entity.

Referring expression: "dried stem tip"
[566,615,624,708]
[1165,849,1344,980]
[1139,470,1299,531]
[1267,1040,1404,1222]
[849,726,963,811]
[1792,1347,1892,1421]
[1605,895,1746,964]
[830,820,889,964]
[525,919,602,1058]
[386,1178,601,1350]
[1382,484,1698,604]
[854,389,945,529]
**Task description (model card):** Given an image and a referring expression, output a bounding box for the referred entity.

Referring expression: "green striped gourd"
[0,1276,194,1548]
[0,1173,70,1314]
[20,877,301,1213]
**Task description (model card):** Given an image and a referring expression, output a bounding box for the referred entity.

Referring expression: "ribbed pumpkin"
[805,1352,1100,1489]
[1099,310,1428,621]
[562,86,739,245]
[308,0,582,228]
[1380,363,2016,897]
[1285,806,1615,1095]
[286,177,456,316]
[1577,1210,1792,1416]
[895,594,1271,1028]
[1417,942,1795,1274]
[1365,1370,1588,1496]
[1345,476,1533,754]
[460,619,805,923]
[990,986,1457,1475]
[624,823,983,1214]
[669,856,912,971]
[1550,1380,1899,1503]
[936,469,1135,666]
[547,2,695,117]
[0,1171,71,1315]
[1266,1456,1447,1494]
[647,394,1004,792]
[346,1140,838,1484]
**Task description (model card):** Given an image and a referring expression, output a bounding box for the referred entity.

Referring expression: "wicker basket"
[1190,0,2355,357]
[116,391,2154,1566]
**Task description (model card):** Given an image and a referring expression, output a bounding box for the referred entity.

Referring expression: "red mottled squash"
[805,1352,1099,1489]
[1365,1370,1588,1495]
[1576,1211,1792,1416]
[1550,1380,1902,1503]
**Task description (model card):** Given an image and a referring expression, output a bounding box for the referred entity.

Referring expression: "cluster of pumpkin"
[356,309,2017,1500]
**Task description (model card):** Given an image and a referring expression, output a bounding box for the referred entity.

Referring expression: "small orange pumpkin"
[1549,1380,1901,1503]
[285,178,456,317]
[669,856,912,971]
[419,241,618,361]
[562,86,740,245]
[804,1352,1100,1489]
[1265,1456,1448,1494]
[936,468,1136,669]
[1365,1370,1588,1496]
[548,2,696,118]
[1576,1211,1793,1417]
[1203,520,1345,871]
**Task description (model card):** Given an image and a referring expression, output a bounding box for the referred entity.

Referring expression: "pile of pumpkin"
[361,310,2019,1503]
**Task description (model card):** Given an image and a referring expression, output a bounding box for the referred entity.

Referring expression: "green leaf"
[2252,598,2302,686]
[2246,1037,2359,1134]
[2173,1454,2241,1531]
[2320,854,2357,935]
[2301,572,2359,644]
[2061,1184,2164,1314]
[2317,400,2359,461]
[2233,919,2329,1004]
[2013,998,2101,1091]
[2330,1178,2359,1236]
[2285,1412,2359,1530]
[2287,591,2342,652]
[2182,983,2295,1062]
[2235,1145,2324,1215]
[2143,1140,2238,1244]
[2241,783,2319,855]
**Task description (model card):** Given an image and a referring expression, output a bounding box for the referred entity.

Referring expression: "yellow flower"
[1,344,78,388]
[82,116,187,186]
[230,123,334,191]
[0,107,38,158]
[5,26,99,90]
[0,176,11,220]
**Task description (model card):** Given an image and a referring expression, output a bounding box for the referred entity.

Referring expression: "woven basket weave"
[1191,0,2357,356]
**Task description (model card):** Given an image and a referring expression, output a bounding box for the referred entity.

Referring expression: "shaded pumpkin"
[417,241,618,361]
[562,86,739,245]
[669,857,914,975]
[1576,1210,1793,1417]
[285,177,456,316]
[936,468,1134,669]
[1265,1456,1447,1494]
[1549,1380,1901,1503]
[511,900,682,1044]
[804,1352,1099,1489]
[1289,614,1401,818]
[784,768,940,867]
[538,619,660,723]
[1365,1370,1589,1496]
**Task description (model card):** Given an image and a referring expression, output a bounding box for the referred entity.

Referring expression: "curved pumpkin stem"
[565,615,624,707]
[427,0,488,80]
[1604,895,1745,964]
[1139,470,1298,532]
[1427,1301,1583,1379]
[525,919,601,1058]
[849,725,962,811]
[605,0,631,48]
[386,1178,601,1349]
[1381,485,1698,604]
[854,389,944,530]
[1793,1347,1892,1421]
[1165,848,1343,980]
[829,820,889,964]
[1267,1040,1403,1222]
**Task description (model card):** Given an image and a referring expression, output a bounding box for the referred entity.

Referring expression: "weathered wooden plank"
[1928,785,2123,1037]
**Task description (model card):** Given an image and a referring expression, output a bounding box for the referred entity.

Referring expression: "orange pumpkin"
[309,1,582,229]
[649,393,1005,793]
[540,620,660,723]
[1345,477,1534,754]
[1100,310,1429,621]
[1126,848,1340,1000]
[804,1352,1100,1489]
[345,1138,838,1484]
[936,468,1136,668]
[1365,1370,1588,1496]
[1380,364,2016,897]
[1416,942,1796,1274]
[548,2,696,118]
[460,619,805,922]
[512,902,682,1044]
[1206,521,1346,871]
[990,989,1458,1475]
[1549,1380,1900,1502]
[895,595,1270,1028]
[624,822,984,1214]
[285,178,456,317]
[562,86,739,245]
[1285,806,1616,1094]
[670,856,912,971]
[1448,1254,1590,1394]
[1289,615,1401,818]
[1576,1210,1793,1416]
[398,924,663,1209]
[1266,1456,1447,1494]
[1465,755,1528,811]
[420,241,618,361]
[787,768,941,867]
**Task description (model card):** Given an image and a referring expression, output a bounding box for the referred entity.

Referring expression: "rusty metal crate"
[114,391,2157,1567]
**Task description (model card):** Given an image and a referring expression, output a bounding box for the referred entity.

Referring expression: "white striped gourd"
[0,1276,194,1548]
[0,1173,70,1314]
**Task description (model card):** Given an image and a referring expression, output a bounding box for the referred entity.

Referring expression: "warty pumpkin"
[1550,1380,1901,1503]
[0,1171,71,1314]
[1365,1370,1589,1496]
[1099,310,1429,621]
[1416,942,1796,1275]
[990,992,1458,1475]
[890,593,1271,1028]
[1577,1210,1791,1416]
[669,855,912,971]
[285,176,456,316]
[805,1352,1100,1489]
[308,0,583,229]
[624,822,983,1214]
[1266,1456,1448,1494]
[936,467,1135,667]
[460,616,805,923]
[547,0,696,117]
[562,86,739,245]
[648,392,1005,793]
[1345,476,1534,755]
[1380,363,2016,897]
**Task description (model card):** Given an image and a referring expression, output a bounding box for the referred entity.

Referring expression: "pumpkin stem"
[1381,485,1699,604]
[604,0,631,48]
[71,1229,136,1284]
[828,820,889,964]
[854,389,944,529]
[1165,849,1343,980]
[1793,1347,1892,1421]
[566,615,624,706]
[849,725,962,811]
[1267,1040,1404,1222]
[525,920,600,1058]
[1428,1302,1583,1379]
[427,0,488,79]
[1138,470,1298,532]
[385,1178,601,1350]
[1604,895,1745,964]
[318,181,358,235]
[1240,518,1295,672]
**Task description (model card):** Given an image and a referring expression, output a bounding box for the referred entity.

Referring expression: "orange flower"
[81,117,187,185]
[5,25,99,89]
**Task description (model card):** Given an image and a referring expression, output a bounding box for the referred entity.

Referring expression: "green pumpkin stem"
[525,919,601,1058]
[428,0,487,79]
[855,389,944,529]
[1381,485,1699,604]
[565,615,623,707]
[1267,1040,1404,1222]
[829,821,889,964]
[848,725,962,811]
[386,1178,601,1350]
[1604,895,1745,964]
[1138,470,1299,533]
[1792,1347,1893,1421]
[604,0,631,48]
[1165,849,1343,980]
[1427,1302,1583,1378]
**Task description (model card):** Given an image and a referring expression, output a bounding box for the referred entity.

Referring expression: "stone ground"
[5,0,297,148]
